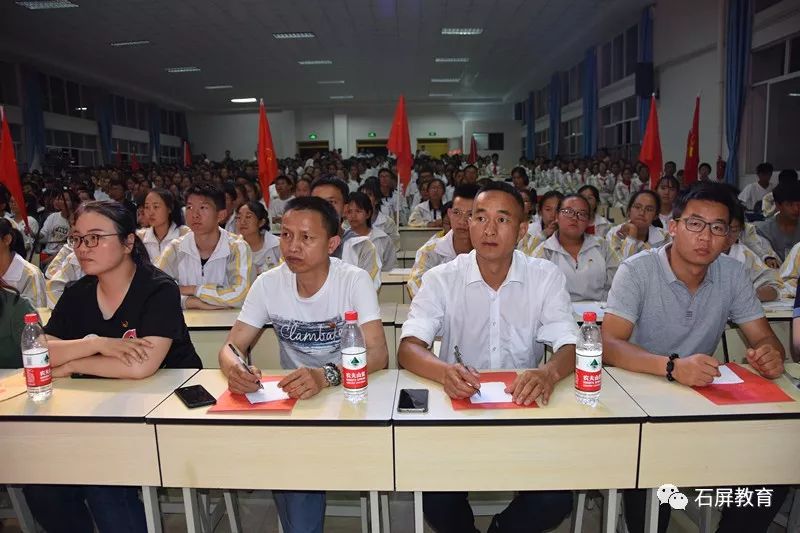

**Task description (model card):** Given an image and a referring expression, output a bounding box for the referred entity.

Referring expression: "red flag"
[256,99,279,207]
[183,140,192,168]
[638,94,662,190]
[467,135,478,165]
[130,151,140,172]
[387,95,412,194]
[0,107,30,232]
[683,96,700,185]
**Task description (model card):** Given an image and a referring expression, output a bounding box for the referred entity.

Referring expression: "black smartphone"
[398,388,429,413]
[175,385,217,408]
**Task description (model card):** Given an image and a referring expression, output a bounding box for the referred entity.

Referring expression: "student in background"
[39,189,76,267]
[607,190,670,259]
[533,194,619,301]
[655,176,680,229]
[612,167,640,209]
[236,201,281,275]
[25,200,200,533]
[0,279,34,368]
[408,178,447,228]
[578,185,610,237]
[761,168,798,218]
[44,241,83,309]
[398,181,576,533]
[511,166,531,194]
[738,162,774,213]
[0,220,45,307]
[295,177,312,198]
[222,182,245,233]
[157,183,254,309]
[219,196,389,533]
[698,162,714,182]
[725,203,784,302]
[755,181,800,262]
[136,189,190,264]
[107,178,137,221]
[358,182,400,251]
[519,188,536,223]
[268,175,296,225]
[6,194,39,257]
[520,190,562,255]
[345,192,396,271]
[602,182,787,533]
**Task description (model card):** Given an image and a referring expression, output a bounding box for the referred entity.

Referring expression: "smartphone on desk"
[175,384,216,408]
[397,388,429,413]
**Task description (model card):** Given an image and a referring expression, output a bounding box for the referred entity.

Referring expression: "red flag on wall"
[0,107,30,232]
[683,96,700,185]
[256,99,279,207]
[638,94,663,190]
[183,140,192,168]
[387,95,412,194]
[467,135,478,164]
[130,151,140,172]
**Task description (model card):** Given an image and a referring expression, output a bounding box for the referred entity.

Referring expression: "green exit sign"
[308,133,318,140]
[428,131,437,136]
[368,131,377,138]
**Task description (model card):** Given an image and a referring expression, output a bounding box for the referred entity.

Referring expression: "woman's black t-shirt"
[45,265,202,369]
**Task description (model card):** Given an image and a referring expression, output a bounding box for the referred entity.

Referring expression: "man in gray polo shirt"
[602,182,786,533]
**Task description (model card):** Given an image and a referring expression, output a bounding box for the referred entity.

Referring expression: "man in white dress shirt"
[398,181,577,533]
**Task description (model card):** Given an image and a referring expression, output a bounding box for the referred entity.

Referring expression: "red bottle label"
[25,366,52,388]
[575,368,601,392]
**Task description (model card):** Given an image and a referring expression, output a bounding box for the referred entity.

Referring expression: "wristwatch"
[666,353,680,382]
[322,363,341,387]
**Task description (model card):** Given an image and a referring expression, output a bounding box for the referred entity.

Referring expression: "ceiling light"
[165,66,200,73]
[441,28,483,35]
[74,107,87,111]
[431,78,461,83]
[789,93,800,97]
[230,98,257,103]
[318,80,345,85]
[298,60,333,65]
[429,93,453,97]
[329,95,354,100]
[110,40,150,47]
[15,0,78,9]
[273,32,316,39]
[435,57,469,63]
[205,85,233,90]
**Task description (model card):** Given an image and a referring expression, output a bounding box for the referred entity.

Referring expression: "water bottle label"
[575,353,601,393]
[342,347,367,390]
[23,350,52,388]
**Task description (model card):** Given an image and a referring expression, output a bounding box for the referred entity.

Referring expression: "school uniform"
[606,223,670,260]
[407,230,459,297]
[44,244,83,310]
[366,227,396,271]
[2,253,45,308]
[335,232,382,290]
[408,200,446,227]
[40,212,70,256]
[778,241,800,297]
[587,213,611,238]
[755,215,800,262]
[612,181,636,209]
[373,211,400,252]
[268,196,295,223]
[725,242,785,299]
[250,232,282,275]
[136,224,191,264]
[6,214,40,255]
[738,182,773,211]
[741,222,779,263]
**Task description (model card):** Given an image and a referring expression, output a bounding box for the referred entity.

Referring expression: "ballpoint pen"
[228,343,263,390]
[454,345,480,396]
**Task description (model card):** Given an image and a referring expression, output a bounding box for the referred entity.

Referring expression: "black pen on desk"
[454,345,480,396]
[228,343,263,390]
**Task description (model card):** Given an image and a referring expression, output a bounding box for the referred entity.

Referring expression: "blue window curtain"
[582,47,598,158]
[637,6,654,138]
[20,66,46,171]
[94,89,113,166]
[724,0,753,184]
[526,91,535,158]
[548,73,561,159]
[148,104,161,163]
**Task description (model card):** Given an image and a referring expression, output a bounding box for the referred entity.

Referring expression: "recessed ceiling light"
[329,95,354,100]
[298,60,333,65]
[441,28,483,35]
[317,80,345,85]
[110,40,150,47]
[435,57,469,63]
[789,93,800,97]
[165,66,200,73]
[431,78,461,83]
[205,85,233,90]
[429,93,453,97]
[230,98,257,103]
[15,0,78,9]
[74,107,87,111]
[273,32,316,39]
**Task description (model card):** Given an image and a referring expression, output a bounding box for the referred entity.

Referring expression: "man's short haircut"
[284,196,340,238]
[773,181,800,204]
[730,201,745,225]
[671,181,737,222]
[464,164,478,172]
[109,177,125,189]
[186,183,225,211]
[699,162,712,173]
[222,182,237,201]
[311,176,349,203]
[756,162,774,176]
[777,169,798,184]
[274,174,293,186]
[476,180,525,217]
[452,183,480,201]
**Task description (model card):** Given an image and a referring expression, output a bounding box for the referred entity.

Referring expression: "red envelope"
[451,371,538,410]
[208,376,297,413]
[692,363,795,406]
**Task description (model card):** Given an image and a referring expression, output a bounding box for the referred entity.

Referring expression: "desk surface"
[392,369,645,425]
[380,268,411,284]
[606,364,800,421]
[147,368,399,425]
[0,368,197,422]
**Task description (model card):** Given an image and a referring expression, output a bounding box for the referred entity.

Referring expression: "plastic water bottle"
[341,310,367,403]
[21,313,52,402]
[575,311,602,407]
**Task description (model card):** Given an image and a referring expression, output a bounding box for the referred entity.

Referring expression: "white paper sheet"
[469,381,512,404]
[245,381,290,404]
[572,301,606,321]
[712,365,744,385]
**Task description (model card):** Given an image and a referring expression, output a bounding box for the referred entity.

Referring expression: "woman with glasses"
[532,195,620,301]
[607,190,670,259]
[25,200,200,533]
[655,176,680,228]
[578,185,610,237]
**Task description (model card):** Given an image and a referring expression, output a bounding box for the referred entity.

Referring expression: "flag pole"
[395,168,401,227]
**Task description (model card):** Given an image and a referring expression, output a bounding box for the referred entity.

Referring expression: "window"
[789,36,800,74]
[612,35,624,81]
[45,129,99,168]
[160,144,180,164]
[599,96,639,160]
[752,42,786,83]
[473,132,504,151]
[534,87,549,119]
[625,25,639,77]
[766,77,800,169]
[112,138,150,164]
[601,42,612,87]
[600,25,639,87]
[535,129,549,157]
[561,117,583,157]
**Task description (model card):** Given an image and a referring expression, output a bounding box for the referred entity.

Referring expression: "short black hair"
[730,201,745,225]
[311,176,349,203]
[628,190,662,218]
[347,191,374,229]
[538,190,564,211]
[773,181,800,204]
[511,166,529,185]
[452,183,479,201]
[222,182,237,202]
[777,169,798,184]
[274,175,293,186]
[186,182,226,211]
[284,196,340,238]
[672,181,737,222]
[557,194,590,212]
[756,162,774,176]
[699,162,712,173]
[476,180,525,217]
[577,185,600,203]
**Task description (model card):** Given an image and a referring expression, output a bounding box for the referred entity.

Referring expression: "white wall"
[464,119,522,169]
[187,109,296,161]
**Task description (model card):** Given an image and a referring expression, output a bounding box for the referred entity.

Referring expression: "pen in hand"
[228,343,263,390]
[454,345,481,396]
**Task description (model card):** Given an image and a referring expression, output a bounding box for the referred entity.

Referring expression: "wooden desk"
[379,269,411,305]
[148,369,399,532]
[606,364,800,533]
[398,250,416,268]
[399,228,437,251]
[392,370,645,532]
[0,369,197,533]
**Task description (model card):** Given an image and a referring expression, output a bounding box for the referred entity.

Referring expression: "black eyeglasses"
[67,233,121,249]
[678,217,730,236]
[559,208,590,221]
